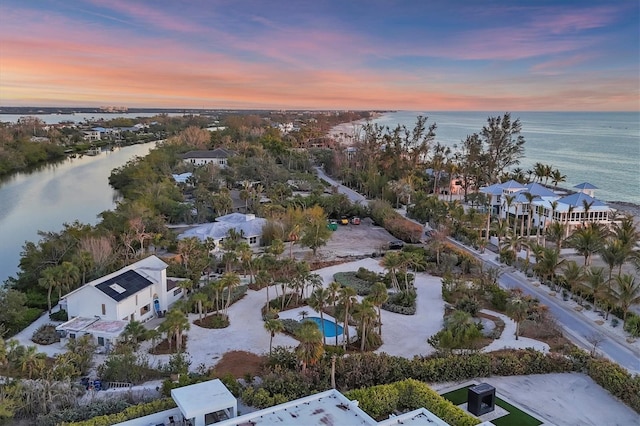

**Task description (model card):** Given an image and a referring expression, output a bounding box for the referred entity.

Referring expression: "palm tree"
[367,282,389,337]
[236,243,255,283]
[546,221,566,252]
[264,319,284,355]
[57,261,80,298]
[507,293,531,340]
[147,329,162,354]
[38,268,58,314]
[613,214,639,251]
[327,281,341,345]
[353,299,377,352]
[123,320,147,349]
[568,223,605,266]
[534,247,565,289]
[490,218,510,248]
[523,192,536,237]
[308,287,330,345]
[177,279,194,297]
[562,261,585,305]
[338,286,357,349]
[551,169,566,189]
[295,321,324,374]
[20,346,46,379]
[220,272,241,315]
[502,194,516,232]
[381,251,402,292]
[585,266,607,313]
[600,240,627,284]
[613,274,640,321]
[191,292,209,322]
[160,308,190,353]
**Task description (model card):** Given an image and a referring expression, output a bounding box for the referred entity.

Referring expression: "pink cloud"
[1,4,637,111]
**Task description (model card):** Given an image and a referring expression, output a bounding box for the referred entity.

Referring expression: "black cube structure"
[467,383,496,416]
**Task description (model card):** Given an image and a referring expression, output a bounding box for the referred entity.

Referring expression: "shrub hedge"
[333,271,374,295]
[347,379,480,425]
[586,358,640,412]
[62,398,177,426]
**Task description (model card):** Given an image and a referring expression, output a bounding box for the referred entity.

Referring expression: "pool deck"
[278,307,357,346]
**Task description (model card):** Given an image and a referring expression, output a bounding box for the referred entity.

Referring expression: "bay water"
[0,142,156,285]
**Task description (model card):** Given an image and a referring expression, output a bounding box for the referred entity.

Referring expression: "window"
[249,236,257,244]
[101,304,106,315]
[140,304,150,316]
[97,337,104,346]
[135,295,138,305]
[69,333,76,340]
[174,288,182,296]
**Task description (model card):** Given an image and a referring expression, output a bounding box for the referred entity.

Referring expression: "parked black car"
[388,240,404,250]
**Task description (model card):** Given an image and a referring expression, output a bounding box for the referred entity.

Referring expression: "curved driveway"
[316,167,640,373]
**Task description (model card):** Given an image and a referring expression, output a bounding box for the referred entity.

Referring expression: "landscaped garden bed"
[440,384,543,426]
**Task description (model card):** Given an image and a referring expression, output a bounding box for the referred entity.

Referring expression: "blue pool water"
[307,317,343,338]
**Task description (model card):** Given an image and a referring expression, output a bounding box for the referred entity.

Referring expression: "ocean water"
[368,111,639,204]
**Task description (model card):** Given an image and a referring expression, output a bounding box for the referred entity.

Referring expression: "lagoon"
[0,142,156,285]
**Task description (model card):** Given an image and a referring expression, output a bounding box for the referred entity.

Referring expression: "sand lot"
[433,373,640,426]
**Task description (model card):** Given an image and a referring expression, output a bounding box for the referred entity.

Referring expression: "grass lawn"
[441,385,543,426]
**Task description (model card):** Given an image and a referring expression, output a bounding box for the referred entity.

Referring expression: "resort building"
[179,213,267,248]
[479,181,615,234]
[182,148,236,168]
[56,256,183,349]
[113,379,478,426]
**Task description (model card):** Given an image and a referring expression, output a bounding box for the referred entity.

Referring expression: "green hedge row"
[345,379,479,425]
[335,350,575,391]
[587,358,640,412]
[62,398,177,426]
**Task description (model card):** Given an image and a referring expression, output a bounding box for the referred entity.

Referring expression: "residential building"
[479,181,615,234]
[179,213,267,248]
[83,130,101,141]
[182,148,236,168]
[57,256,183,348]
[114,379,478,426]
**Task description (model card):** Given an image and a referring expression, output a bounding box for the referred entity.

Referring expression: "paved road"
[448,239,640,373]
[315,167,368,205]
[315,167,640,373]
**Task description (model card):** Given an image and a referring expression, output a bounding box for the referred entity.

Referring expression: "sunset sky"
[1,0,638,111]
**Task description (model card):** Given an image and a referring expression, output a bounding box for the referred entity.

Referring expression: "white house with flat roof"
[114,379,479,426]
[182,148,236,168]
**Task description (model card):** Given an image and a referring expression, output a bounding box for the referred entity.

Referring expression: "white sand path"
[11,258,550,372]
[480,309,550,353]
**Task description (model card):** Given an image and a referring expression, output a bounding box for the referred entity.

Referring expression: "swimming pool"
[306,317,343,338]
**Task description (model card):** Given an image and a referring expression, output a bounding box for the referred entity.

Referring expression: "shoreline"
[325,118,640,224]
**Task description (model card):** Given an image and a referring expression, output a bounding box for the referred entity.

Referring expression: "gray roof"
[179,213,267,241]
[182,148,236,159]
[95,270,153,302]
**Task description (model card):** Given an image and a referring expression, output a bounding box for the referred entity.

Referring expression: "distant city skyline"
[1,0,638,111]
